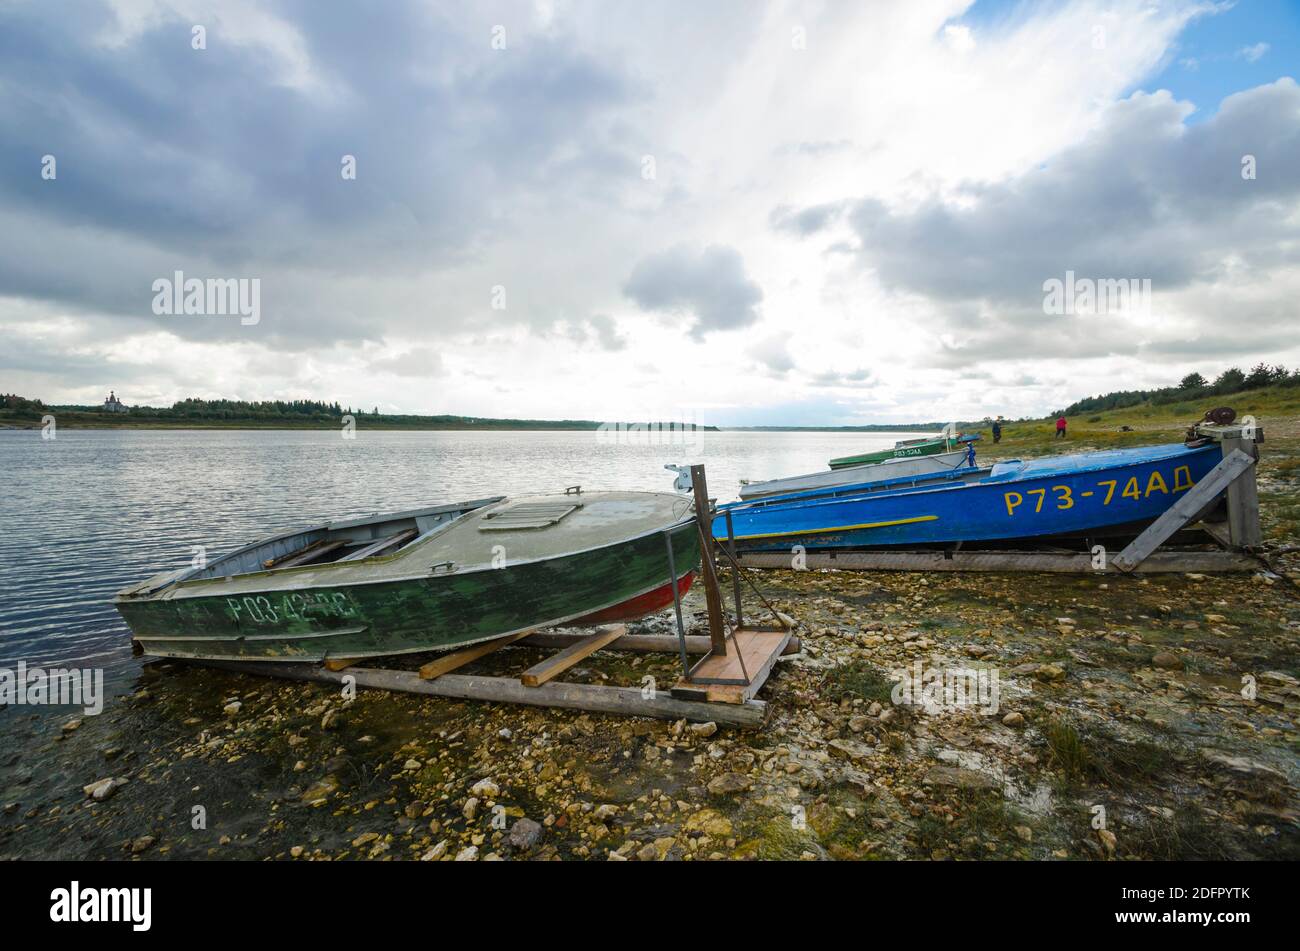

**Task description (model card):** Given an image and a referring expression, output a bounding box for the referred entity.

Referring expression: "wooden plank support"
[1112,449,1256,572]
[418,629,536,680]
[521,631,802,656]
[323,657,361,671]
[689,465,729,657]
[672,627,792,704]
[733,549,1257,573]
[519,624,626,687]
[188,659,767,728]
[1221,436,1263,549]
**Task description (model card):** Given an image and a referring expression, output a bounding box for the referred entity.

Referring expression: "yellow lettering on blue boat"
[1005,491,1023,516]
[1122,477,1141,501]
[1145,471,1168,496]
[1173,465,1193,491]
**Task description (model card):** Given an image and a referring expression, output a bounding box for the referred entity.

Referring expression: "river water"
[0,427,922,694]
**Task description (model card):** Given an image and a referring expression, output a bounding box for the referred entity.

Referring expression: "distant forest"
[0,394,716,431]
[1060,364,1300,417]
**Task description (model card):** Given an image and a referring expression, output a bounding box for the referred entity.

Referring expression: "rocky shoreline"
[3,556,1297,861]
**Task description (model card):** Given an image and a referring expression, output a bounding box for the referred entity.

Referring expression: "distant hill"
[1060,364,1300,417]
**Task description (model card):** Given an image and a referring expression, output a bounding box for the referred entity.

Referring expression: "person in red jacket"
[1055,415,1067,439]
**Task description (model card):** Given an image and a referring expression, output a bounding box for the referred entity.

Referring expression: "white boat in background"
[737,448,974,500]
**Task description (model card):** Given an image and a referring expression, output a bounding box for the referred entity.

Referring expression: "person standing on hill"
[1055,415,1067,439]
[992,417,1002,443]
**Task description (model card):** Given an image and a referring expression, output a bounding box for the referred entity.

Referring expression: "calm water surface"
[0,428,923,693]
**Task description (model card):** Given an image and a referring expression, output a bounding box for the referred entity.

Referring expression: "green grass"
[820,659,897,705]
[976,383,1300,461]
[1042,718,1181,790]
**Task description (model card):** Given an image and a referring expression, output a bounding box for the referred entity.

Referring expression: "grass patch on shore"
[820,659,896,705]
[1042,718,1181,790]
[1121,807,1239,861]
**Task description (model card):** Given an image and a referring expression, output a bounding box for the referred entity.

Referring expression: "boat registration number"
[225,591,359,625]
[1003,465,1195,517]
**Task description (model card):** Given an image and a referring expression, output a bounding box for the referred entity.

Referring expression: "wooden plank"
[1198,520,1233,549]
[263,538,334,569]
[273,540,347,570]
[1222,437,1263,549]
[519,625,626,687]
[672,627,792,704]
[690,465,728,656]
[521,631,802,656]
[189,659,767,728]
[733,549,1257,573]
[418,629,536,680]
[323,657,361,671]
[340,528,418,562]
[1112,449,1255,571]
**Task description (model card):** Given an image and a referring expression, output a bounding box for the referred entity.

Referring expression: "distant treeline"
[0,394,718,431]
[1060,364,1300,417]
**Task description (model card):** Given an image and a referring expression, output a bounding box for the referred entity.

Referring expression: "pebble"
[508,818,543,851]
[1151,651,1183,670]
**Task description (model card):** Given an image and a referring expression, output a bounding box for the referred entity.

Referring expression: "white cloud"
[2,0,1292,425]
[1239,41,1269,62]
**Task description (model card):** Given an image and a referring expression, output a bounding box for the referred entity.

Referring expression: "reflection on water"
[0,428,922,691]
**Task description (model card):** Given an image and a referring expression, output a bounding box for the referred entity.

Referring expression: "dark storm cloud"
[779,79,1300,366]
[0,0,641,346]
[622,244,763,338]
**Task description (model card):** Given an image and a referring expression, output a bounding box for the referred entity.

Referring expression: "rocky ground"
[4,427,1299,862]
[3,557,1297,861]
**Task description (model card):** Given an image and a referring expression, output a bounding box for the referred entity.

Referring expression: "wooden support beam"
[520,625,626,687]
[734,548,1257,573]
[188,659,767,728]
[1221,437,1263,549]
[521,631,802,656]
[418,629,536,680]
[1112,449,1255,572]
[689,465,728,657]
[323,657,360,672]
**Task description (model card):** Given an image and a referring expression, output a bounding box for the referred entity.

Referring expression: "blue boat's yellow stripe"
[717,514,939,542]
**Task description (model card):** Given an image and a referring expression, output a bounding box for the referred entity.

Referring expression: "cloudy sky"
[1,0,1297,425]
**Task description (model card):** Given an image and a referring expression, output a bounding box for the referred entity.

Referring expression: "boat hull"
[118,520,700,662]
[829,437,950,469]
[715,444,1222,552]
[739,450,971,500]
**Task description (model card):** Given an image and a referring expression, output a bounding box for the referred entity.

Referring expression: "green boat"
[114,491,699,663]
[828,433,978,469]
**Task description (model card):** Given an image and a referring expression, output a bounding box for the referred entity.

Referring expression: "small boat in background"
[739,448,974,500]
[116,491,698,663]
[829,432,980,469]
[715,442,1221,551]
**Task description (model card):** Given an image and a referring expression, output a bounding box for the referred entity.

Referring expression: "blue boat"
[712,443,1222,551]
